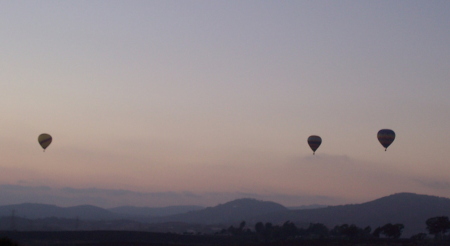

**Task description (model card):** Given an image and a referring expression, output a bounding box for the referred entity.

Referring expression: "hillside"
[0,203,117,220]
[147,193,450,237]
[108,205,204,217]
[253,193,450,237]
[154,198,288,224]
[1,193,449,237]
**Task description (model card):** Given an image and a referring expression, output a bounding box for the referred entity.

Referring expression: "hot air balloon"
[307,135,322,155]
[377,129,395,151]
[38,133,52,152]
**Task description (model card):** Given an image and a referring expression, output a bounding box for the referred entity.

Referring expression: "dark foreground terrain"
[1,231,450,246]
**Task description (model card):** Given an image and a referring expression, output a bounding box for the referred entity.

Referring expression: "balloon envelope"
[38,133,52,151]
[377,129,395,150]
[307,135,322,154]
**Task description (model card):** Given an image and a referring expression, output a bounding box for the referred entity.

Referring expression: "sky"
[1,1,450,208]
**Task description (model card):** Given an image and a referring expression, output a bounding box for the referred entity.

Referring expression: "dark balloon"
[308,135,322,155]
[38,133,52,152]
[377,129,395,151]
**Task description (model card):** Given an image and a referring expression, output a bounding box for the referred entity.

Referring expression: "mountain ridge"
[109,205,204,217]
[0,203,117,220]
[1,192,449,237]
[248,192,450,237]
[151,198,288,224]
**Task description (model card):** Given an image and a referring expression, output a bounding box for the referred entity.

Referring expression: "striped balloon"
[38,133,52,152]
[377,129,395,151]
[307,135,322,155]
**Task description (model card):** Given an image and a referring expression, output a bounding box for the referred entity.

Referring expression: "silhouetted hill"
[0,203,117,220]
[287,204,327,210]
[1,193,449,238]
[155,198,288,224]
[254,193,450,237]
[108,205,204,217]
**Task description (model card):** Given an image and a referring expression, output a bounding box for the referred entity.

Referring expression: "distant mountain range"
[0,203,117,220]
[255,192,450,237]
[0,203,203,220]
[1,193,449,237]
[151,198,288,224]
[287,204,327,210]
[109,205,204,217]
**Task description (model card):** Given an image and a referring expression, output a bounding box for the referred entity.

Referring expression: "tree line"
[218,216,450,242]
[2,216,450,245]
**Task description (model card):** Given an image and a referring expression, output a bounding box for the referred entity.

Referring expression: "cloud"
[414,178,450,190]
[281,153,427,202]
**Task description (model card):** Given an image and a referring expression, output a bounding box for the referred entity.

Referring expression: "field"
[2,231,450,246]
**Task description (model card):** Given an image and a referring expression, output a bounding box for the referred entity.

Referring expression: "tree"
[227,225,237,235]
[410,233,427,241]
[226,221,249,236]
[259,222,273,241]
[281,221,298,238]
[380,223,404,239]
[255,222,264,234]
[363,226,372,237]
[239,221,246,230]
[426,216,450,240]
[372,226,382,238]
[330,224,371,239]
[342,224,360,238]
[306,223,329,238]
